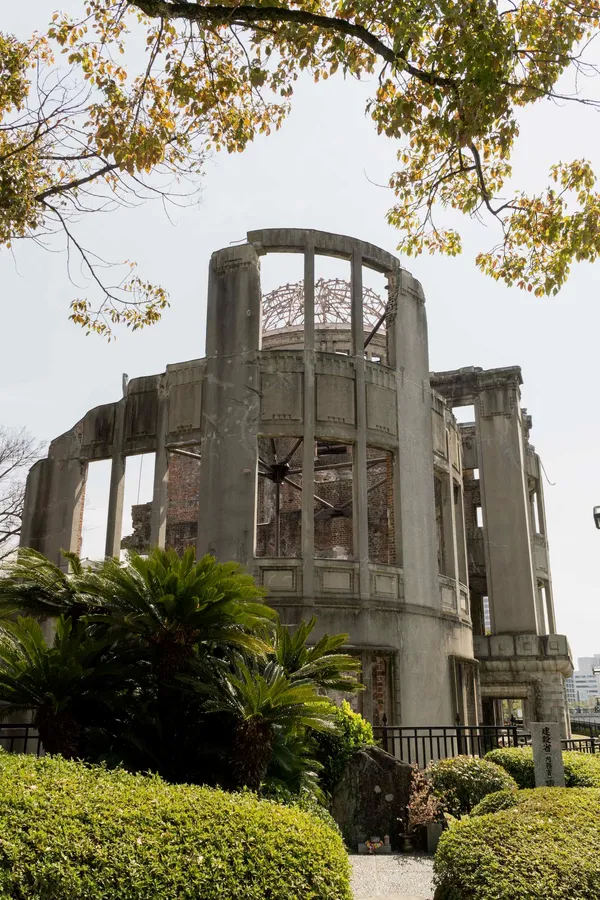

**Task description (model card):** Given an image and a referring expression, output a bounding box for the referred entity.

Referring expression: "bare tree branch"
[0,428,44,561]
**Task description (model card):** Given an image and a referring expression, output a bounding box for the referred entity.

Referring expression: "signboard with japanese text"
[531,722,565,787]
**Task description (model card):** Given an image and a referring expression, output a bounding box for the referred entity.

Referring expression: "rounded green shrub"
[426,755,517,817]
[312,700,374,794]
[261,782,341,835]
[433,788,600,900]
[0,752,351,900]
[486,747,600,789]
[470,789,519,817]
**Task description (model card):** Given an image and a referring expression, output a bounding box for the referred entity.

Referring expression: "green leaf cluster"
[311,699,374,795]
[0,547,362,796]
[426,755,517,817]
[3,1,600,331]
[434,787,600,900]
[0,750,351,900]
[486,746,600,789]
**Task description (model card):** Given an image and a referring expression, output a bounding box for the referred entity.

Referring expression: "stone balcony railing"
[253,557,469,617]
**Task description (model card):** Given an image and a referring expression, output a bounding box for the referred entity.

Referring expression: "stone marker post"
[531,722,565,787]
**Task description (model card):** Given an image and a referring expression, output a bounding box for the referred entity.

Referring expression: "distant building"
[566,656,600,707]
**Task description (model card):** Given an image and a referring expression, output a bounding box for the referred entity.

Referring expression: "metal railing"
[0,724,43,756]
[562,737,600,754]
[570,719,600,739]
[373,724,522,768]
[1,722,596,766]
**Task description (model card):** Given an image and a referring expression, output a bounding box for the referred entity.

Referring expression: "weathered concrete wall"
[475,634,572,738]
[25,229,575,732]
[196,244,262,566]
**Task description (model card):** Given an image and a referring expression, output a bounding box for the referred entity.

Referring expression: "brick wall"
[122,441,396,566]
[121,451,201,553]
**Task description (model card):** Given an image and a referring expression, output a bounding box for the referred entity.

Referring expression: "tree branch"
[129,0,454,87]
[35,162,119,202]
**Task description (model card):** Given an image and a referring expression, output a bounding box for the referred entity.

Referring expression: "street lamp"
[594,506,600,529]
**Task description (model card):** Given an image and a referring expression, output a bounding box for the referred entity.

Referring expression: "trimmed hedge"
[0,751,351,900]
[434,788,600,900]
[261,782,341,835]
[426,755,517,817]
[486,746,600,788]
[470,789,519,817]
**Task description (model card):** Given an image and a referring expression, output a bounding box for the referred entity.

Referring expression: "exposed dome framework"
[262,277,386,333]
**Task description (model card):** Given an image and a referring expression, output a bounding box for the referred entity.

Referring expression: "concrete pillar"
[455,479,469,586]
[387,269,438,608]
[536,466,558,632]
[20,446,86,570]
[196,244,261,566]
[476,385,539,633]
[302,243,316,599]
[150,376,169,549]
[441,465,457,581]
[105,398,126,559]
[361,652,374,723]
[20,459,49,551]
[351,250,370,600]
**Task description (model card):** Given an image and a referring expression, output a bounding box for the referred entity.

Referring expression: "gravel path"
[350,853,435,900]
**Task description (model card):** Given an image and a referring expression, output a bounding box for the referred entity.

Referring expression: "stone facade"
[21,228,572,735]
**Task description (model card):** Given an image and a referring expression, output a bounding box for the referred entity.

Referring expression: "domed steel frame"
[262,277,387,333]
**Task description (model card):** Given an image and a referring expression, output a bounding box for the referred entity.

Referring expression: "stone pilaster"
[196,244,262,566]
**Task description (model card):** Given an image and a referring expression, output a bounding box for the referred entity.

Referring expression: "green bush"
[312,700,374,794]
[486,746,600,788]
[260,782,341,835]
[0,752,351,900]
[470,788,519,817]
[426,755,517,817]
[433,788,600,900]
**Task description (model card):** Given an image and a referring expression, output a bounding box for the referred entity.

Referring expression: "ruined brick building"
[21,229,573,735]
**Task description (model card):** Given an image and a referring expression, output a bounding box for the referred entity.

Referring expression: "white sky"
[2,4,600,660]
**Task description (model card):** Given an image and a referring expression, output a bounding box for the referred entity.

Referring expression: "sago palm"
[0,616,121,758]
[205,660,337,791]
[0,549,98,621]
[79,548,275,681]
[271,616,363,693]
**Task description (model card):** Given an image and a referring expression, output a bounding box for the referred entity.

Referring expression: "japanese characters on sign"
[531,722,565,788]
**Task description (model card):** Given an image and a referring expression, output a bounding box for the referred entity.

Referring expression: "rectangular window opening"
[261,252,305,339]
[80,459,112,562]
[483,596,492,634]
[165,445,201,554]
[256,436,304,558]
[367,448,396,565]
[313,257,353,356]
[120,453,156,560]
[314,439,354,560]
[362,267,388,366]
[453,404,476,425]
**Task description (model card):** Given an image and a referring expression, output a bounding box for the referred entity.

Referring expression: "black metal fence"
[2,722,597,766]
[570,719,600,739]
[563,737,600,754]
[0,724,43,756]
[372,724,523,768]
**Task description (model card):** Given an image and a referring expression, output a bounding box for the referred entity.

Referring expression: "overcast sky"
[2,4,600,664]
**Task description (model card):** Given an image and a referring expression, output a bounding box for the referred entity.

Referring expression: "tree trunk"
[231,718,274,791]
[35,706,81,759]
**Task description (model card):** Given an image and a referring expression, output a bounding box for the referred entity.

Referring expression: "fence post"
[381,714,389,753]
